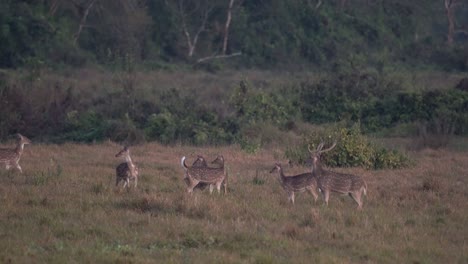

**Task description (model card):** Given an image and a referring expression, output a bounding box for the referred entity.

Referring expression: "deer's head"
[308,141,337,165]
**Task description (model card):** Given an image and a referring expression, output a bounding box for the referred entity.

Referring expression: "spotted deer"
[183,155,209,191]
[308,142,368,210]
[269,163,319,204]
[0,134,31,173]
[115,146,139,189]
[181,155,227,194]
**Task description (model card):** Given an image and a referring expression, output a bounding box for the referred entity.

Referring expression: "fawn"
[115,146,139,189]
[270,163,319,204]
[0,134,31,173]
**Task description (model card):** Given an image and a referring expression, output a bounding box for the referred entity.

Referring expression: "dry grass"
[0,140,467,263]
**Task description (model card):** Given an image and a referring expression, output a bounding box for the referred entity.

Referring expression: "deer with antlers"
[308,141,368,210]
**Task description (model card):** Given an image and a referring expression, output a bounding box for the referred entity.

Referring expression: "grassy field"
[0,140,467,263]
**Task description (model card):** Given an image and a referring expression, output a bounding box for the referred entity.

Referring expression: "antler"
[308,141,325,153]
[319,141,337,154]
[308,141,336,154]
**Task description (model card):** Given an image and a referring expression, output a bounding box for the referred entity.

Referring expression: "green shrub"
[372,147,410,169]
[144,111,177,144]
[286,125,409,169]
[230,81,298,126]
[326,126,375,168]
[0,81,22,140]
[237,136,261,154]
[61,110,110,142]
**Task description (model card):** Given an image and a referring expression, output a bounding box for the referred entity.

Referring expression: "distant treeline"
[0,0,467,70]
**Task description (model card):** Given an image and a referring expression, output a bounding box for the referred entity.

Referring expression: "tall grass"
[0,140,466,263]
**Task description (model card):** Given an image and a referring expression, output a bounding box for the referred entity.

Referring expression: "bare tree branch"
[177,0,212,57]
[48,0,60,16]
[73,0,98,46]
[315,0,322,9]
[455,29,468,36]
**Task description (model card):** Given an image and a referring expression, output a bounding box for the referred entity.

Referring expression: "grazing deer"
[0,134,31,173]
[181,155,227,194]
[269,163,319,205]
[308,142,368,210]
[183,155,209,191]
[115,146,139,189]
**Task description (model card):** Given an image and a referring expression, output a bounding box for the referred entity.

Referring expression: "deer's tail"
[180,156,188,171]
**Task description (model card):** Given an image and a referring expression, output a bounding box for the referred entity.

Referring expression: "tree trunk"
[445,0,456,46]
[222,0,235,55]
[339,0,347,11]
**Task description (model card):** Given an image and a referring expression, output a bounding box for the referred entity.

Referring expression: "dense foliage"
[285,125,410,169]
[1,68,466,146]
[298,69,468,136]
[0,0,467,70]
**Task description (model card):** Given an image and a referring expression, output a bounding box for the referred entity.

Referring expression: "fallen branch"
[196,52,242,63]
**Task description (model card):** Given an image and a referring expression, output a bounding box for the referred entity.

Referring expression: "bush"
[299,69,468,137]
[230,80,298,126]
[0,80,23,140]
[286,125,409,169]
[299,68,403,127]
[144,111,177,144]
[61,110,110,142]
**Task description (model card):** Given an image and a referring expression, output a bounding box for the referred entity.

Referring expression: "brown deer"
[181,155,227,194]
[115,146,139,189]
[0,134,31,173]
[308,142,367,210]
[269,163,319,205]
[183,155,209,191]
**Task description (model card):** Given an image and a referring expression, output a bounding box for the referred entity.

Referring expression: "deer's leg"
[187,179,200,194]
[288,192,295,204]
[350,192,363,210]
[134,176,138,188]
[15,164,23,173]
[323,190,330,206]
[116,177,120,186]
[307,187,319,203]
[216,181,222,194]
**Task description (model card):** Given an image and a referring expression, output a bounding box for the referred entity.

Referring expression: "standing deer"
[183,155,209,191]
[212,155,228,194]
[115,146,139,189]
[308,142,368,210]
[269,163,319,205]
[181,155,227,194]
[0,134,31,173]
